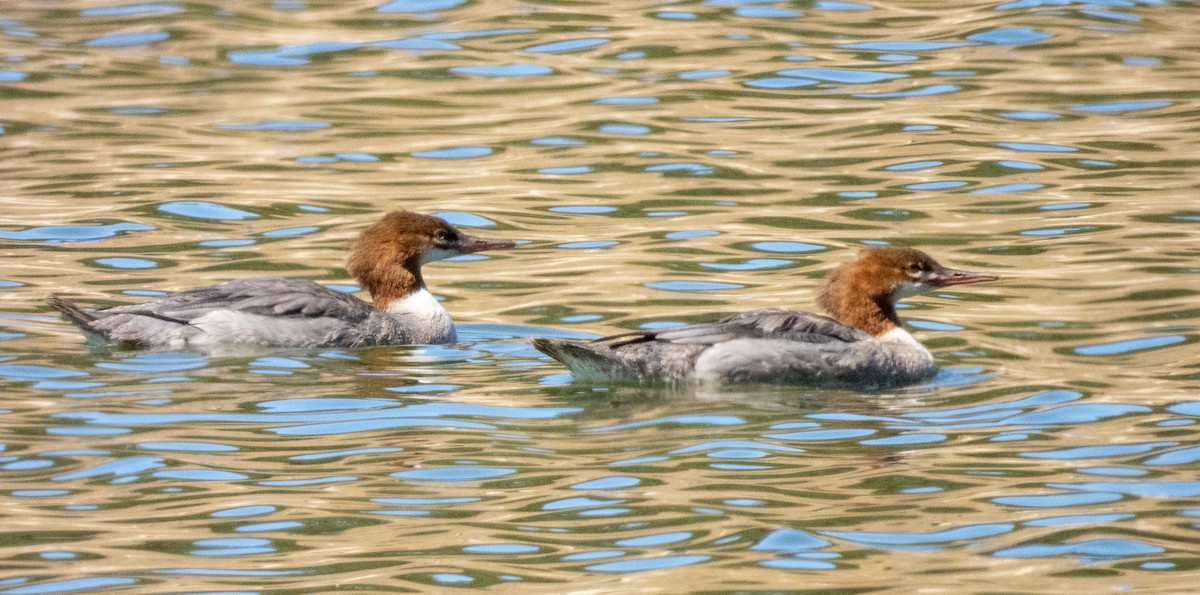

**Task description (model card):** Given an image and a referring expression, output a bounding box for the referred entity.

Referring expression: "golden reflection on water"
[0,0,1198,592]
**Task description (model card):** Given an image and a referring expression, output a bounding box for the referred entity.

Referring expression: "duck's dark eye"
[906,262,925,275]
[434,229,457,249]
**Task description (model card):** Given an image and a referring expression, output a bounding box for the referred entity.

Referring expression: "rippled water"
[1,0,1198,592]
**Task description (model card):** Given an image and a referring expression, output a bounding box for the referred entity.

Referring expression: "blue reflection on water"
[531,136,585,146]
[0,577,138,595]
[616,532,691,547]
[1049,481,1200,498]
[94,257,156,269]
[752,528,830,552]
[750,241,823,253]
[906,180,968,190]
[994,538,1162,559]
[592,415,745,433]
[766,428,875,441]
[586,554,709,573]
[824,523,1013,547]
[86,31,169,47]
[549,205,615,214]
[700,258,791,271]
[655,11,698,20]
[992,492,1122,507]
[1001,404,1149,426]
[745,77,818,89]
[973,183,1044,194]
[56,401,581,439]
[191,537,274,556]
[237,521,303,532]
[886,160,942,171]
[1040,202,1091,211]
[0,365,88,383]
[861,433,945,446]
[645,163,713,175]
[999,111,1060,120]
[543,496,625,511]
[291,447,402,461]
[82,4,183,17]
[53,456,164,481]
[672,440,803,454]
[97,352,208,373]
[213,505,276,518]
[0,222,154,243]
[158,201,259,220]
[839,41,970,51]
[1071,100,1169,112]
[562,550,623,561]
[1024,513,1134,527]
[1145,446,1200,466]
[778,68,905,83]
[855,84,960,98]
[1021,442,1175,459]
[679,69,729,79]
[216,120,329,132]
[540,166,592,175]
[966,27,1052,45]
[524,38,610,53]
[999,159,1044,169]
[259,476,354,486]
[139,442,238,452]
[155,469,248,481]
[644,280,742,292]
[996,141,1077,152]
[378,0,465,12]
[1073,335,1186,355]
[464,543,539,554]
[599,123,650,135]
[411,146,492,159]
[451,64,553,77]
[393,467,515,482]
[571,476,641,490]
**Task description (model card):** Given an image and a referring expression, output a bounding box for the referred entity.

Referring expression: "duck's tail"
[47,294,106,338]
[531,338,638,383]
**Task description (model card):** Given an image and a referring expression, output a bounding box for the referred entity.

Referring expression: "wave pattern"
[0,0,1198,592]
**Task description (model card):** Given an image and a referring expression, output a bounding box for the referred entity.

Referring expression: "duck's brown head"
[818,246,998,335]
[347,211,516,309]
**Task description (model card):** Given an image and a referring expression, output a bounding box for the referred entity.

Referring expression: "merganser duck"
[48,210,516,349]
[532,246,998,388]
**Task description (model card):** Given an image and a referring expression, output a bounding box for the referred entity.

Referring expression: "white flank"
[189,310,343,347]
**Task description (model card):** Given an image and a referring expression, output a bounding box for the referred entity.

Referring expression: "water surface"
[1,1,1198,593]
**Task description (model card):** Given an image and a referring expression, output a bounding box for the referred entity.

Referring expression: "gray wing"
[107,278,373,323]
[604,309,870,348]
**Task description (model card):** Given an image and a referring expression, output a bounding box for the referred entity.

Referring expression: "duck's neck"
[379,278,454,344]
[353,254,425,311]
[818,274,899,336]
[353,258,454,342]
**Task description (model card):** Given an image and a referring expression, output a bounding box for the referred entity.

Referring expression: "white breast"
[385,287,456,343]
[880,327,922,347]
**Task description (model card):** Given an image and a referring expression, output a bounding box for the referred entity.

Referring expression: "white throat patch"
[385,287,455,343]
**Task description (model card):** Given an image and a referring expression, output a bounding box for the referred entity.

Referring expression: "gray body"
[49,277,454,349]
[532,309,937,389]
